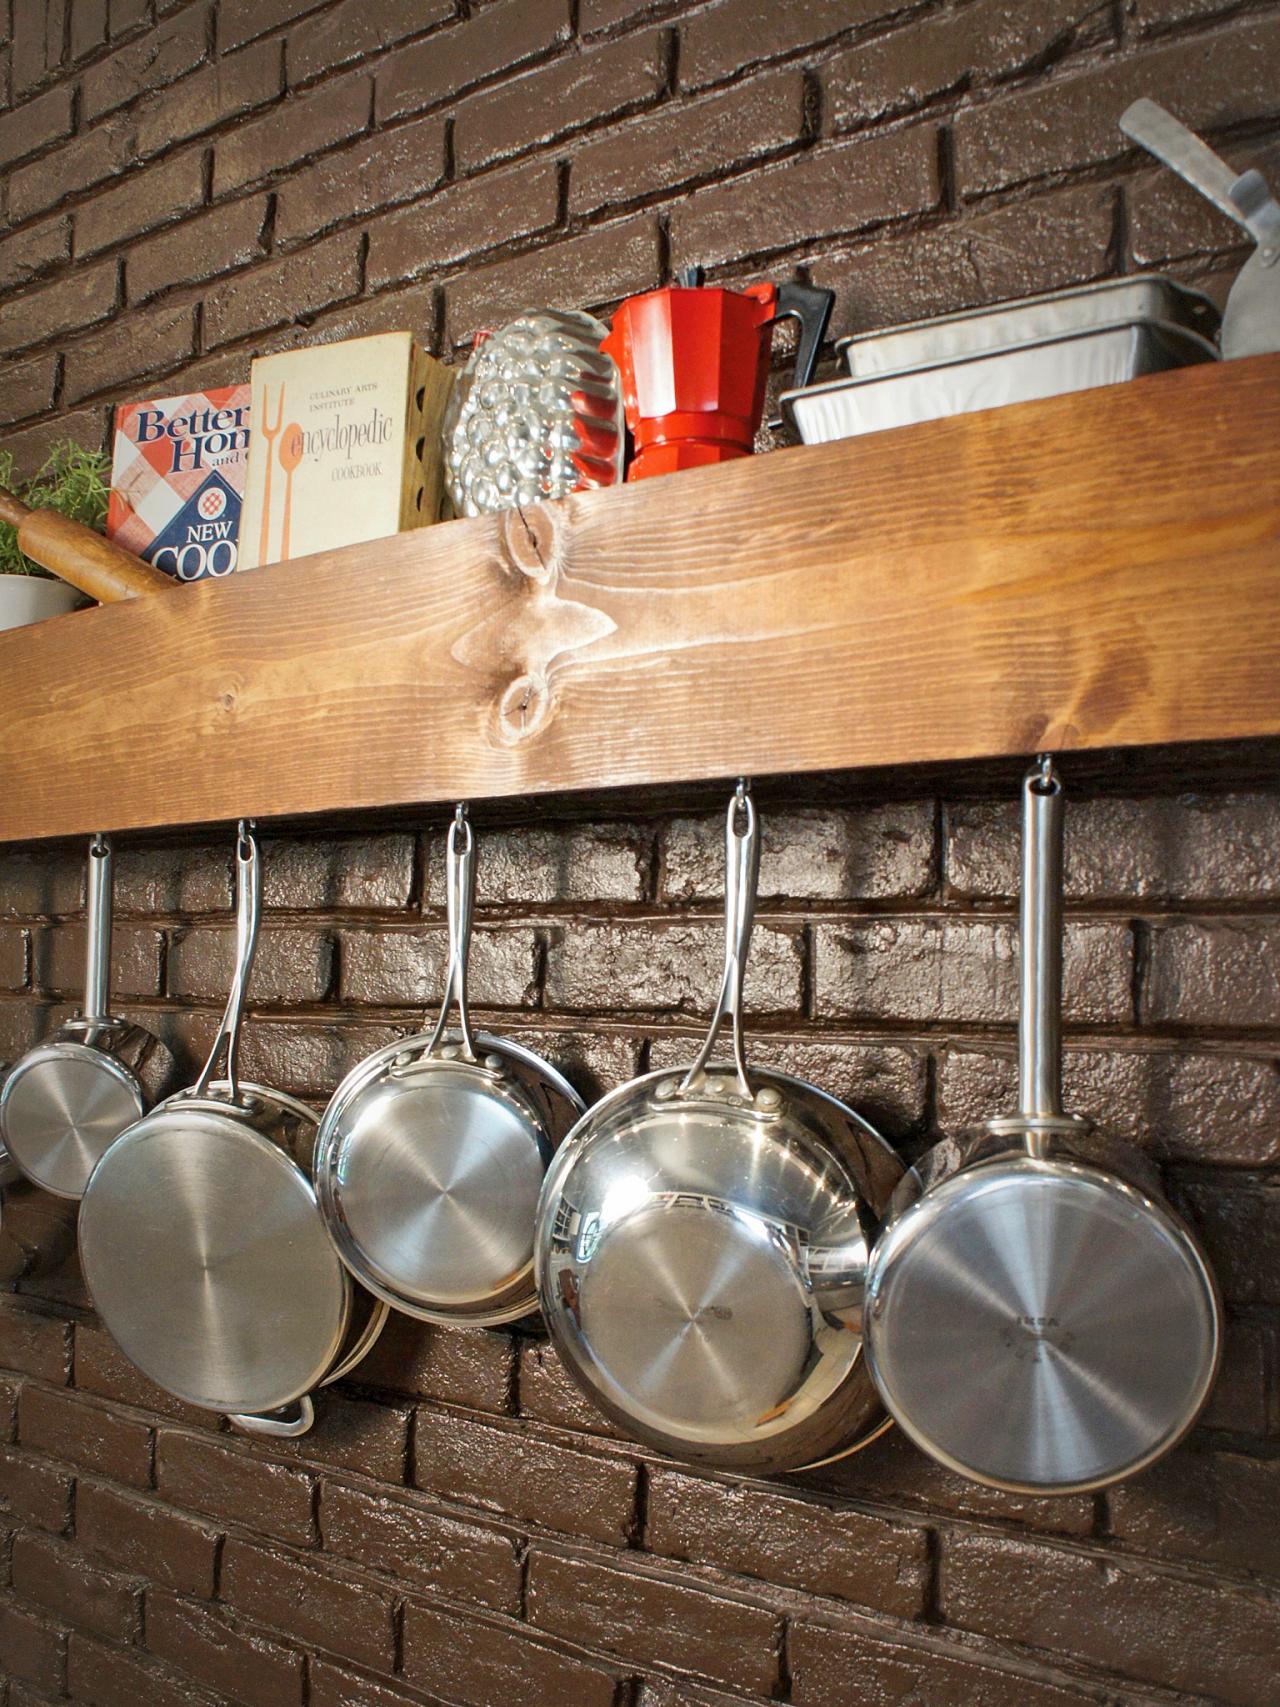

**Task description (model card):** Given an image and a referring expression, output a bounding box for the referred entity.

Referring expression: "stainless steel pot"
[1,834,177,1199]
[864,758,1221,1494]
[314,807,584,1326]
[535,784,904,1473]
[78,822,387,1437]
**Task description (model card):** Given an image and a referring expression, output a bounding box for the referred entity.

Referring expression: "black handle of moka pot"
[773,282,835,392]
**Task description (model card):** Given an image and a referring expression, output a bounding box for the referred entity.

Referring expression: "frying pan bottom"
[1,1046,144,1198]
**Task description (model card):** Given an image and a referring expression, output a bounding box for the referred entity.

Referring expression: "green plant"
[0,441,111,578]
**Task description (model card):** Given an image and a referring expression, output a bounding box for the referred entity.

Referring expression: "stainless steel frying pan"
[864,758,1221,1494]
[1,834,177,1198]
[535,784,904,1474]
[314,807,584,1326]
[79,822,386,1437]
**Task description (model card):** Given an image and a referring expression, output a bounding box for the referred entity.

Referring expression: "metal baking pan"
[781,319,1218,446]
[835,275,1219,377]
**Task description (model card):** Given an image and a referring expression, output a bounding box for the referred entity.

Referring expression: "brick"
[545,919,802,1013]
[0,1188,79,1295]
[274,1391,409,1483]
[75,1480,217,1597]
[0,259,117,355]
[246,276,442,357]
[111,844,230,914]
[0,923,27,985]
[413,1408,637,1546]
[947,792,1280,901]
[1131,138,1280,268]
[288,0,454,85]
[0,1374,19,1439]
[506,1024,641,1105]
[219,0,327,49]
[453,29,667,174]
[320,1481,521,1611]
[0,84,73,170]
[954,14,1280,197]
[365,155,560,289]
[235,1019,402,1099]
[401,1599,618,1707]
[355,1316,516,1412]
[672,126,939,271]
[8,127,136,223]
[34,921,163,1000]
[220,1537,395,1671]
[680,0,894,89]
[0,406,110,476]
[10,0,65,94]
[110,0,151,35]
[260,831,415,910]
[662,803,935,903]
[937,1044,1280,1168]
[213,71,370,197]
[517,1336,631,1439]
[1177,1180,1280,1307]
[811,183,1116,341]
[648,1467,928,1614]
[73,1322,212,1428]
[74,150,207,262]
[579,0,663,29]
[446,214,661,343]
[11,1532,137,1643]
[376,0,572,123]
[1201,1318,1271,1436]
[1145,920,1280,1027]
[940,1529,1280,1705]
[155,1432,315,1545]
[145,1591,303,1707]
[203,231,363,348]
[0,847,83,918]
[339,923,538,1007]
[69,0,110,60]
[0,1446,72,1533]
[66,1632,212,1707]
[0,217,74,294]
[276,115,446,248]
[571,65,802,217]
[0,1305,71,1384]
[63,300,197,406]
[528,1547,781,1694]
[18,1387,152,1488]
[132,38,283,159]
[790,1618,1088,1707]
[813,918,1132,1024]
[168,922,331,1002]
[1109,1447,1280,1577]
[310,1661,437,1707]
[82,7,209,120]
[0,1594,66,1692]
[824,0,1111,131]
[127,196,269,305]
[426,820,650,906]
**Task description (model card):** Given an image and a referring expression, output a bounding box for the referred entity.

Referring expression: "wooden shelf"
[1,354,1278,844]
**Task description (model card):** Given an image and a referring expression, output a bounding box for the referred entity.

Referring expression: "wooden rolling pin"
[0,485,173,603]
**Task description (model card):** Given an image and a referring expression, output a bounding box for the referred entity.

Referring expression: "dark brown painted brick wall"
[2,4,1280,1706]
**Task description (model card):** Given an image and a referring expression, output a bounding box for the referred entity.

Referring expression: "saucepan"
[79,822,386,1437]
[2,833,177,1198]
[314,806,584,1325]
[864,757,1221,1493]
[535,783,904,1473]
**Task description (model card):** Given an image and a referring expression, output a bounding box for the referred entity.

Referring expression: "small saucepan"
[535,783,904,1473]
[2,834,177,1198]
[314,807,585,1325]
[864,758,1221,1494]
[79,822,386,1437]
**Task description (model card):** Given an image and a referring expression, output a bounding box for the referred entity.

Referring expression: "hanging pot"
[2,834,177,1199]
[78,822,386,1436]
[535,783,904,1473]
[864,758,1221,1494]
[314,807,585,1325]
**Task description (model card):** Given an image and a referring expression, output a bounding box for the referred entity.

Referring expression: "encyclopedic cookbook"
[106,386,251,582]
[238,331,453,570]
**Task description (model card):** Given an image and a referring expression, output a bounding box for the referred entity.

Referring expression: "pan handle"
[82,833,113,1024]
[193,821,261,1102]
[1018,756,1065,1123]
[226,1395,315,1438]
[426,805,478,1063]
[680,780,759,1101]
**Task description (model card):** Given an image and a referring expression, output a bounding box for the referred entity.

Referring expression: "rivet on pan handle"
[1019,755,1065,1130]
[193,820,261,1103]
[83,833,113,1025]
[680,780,759,1101]
[426,804,478,1064]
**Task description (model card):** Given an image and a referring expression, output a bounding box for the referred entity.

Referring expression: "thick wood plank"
[1,355,1278,843]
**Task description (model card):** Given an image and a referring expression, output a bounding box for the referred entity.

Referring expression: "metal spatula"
[1121,98,1280,359]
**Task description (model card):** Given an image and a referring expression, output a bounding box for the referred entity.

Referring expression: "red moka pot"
[602,270,834,480]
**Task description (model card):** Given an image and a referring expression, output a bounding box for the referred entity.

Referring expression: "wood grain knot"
[500,503,560,585]
[497,672,552,744]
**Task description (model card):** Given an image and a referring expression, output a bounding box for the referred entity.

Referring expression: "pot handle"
[1019,755,1065,1122]
[193,821,260,1102]
[227,1395,315,1438]
[426,805,478,1063]
[680,780,759,1101]
[82,833,113,1024]
[773,282,835,393]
